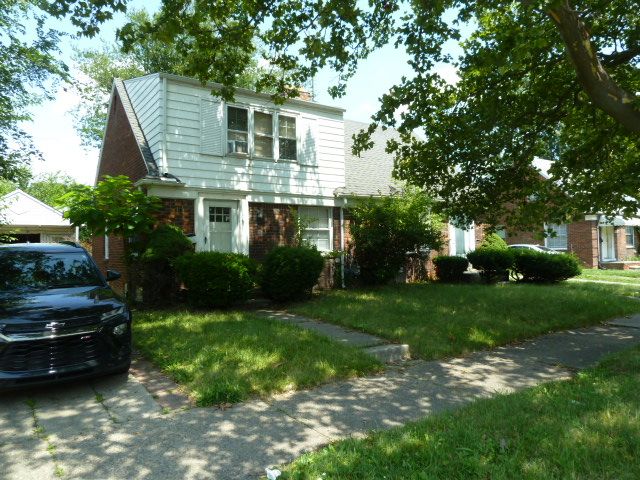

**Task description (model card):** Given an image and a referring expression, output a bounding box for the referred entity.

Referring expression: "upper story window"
[254,111,274,158]
[545,223,567,250]
[226,105,297,161]
[626,226,636,247]
[227,107,249,155]
[279,115,297,161]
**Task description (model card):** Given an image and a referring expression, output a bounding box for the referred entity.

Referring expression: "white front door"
[206,201,236,253]
[600,226,615,261]
[449,223,476,256]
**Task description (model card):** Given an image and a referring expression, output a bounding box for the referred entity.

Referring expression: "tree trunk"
[547,1,640,133]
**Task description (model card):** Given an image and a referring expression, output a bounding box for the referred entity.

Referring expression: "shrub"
[175,252,257,308]
[139,225,193,306]
[433,255,469,282]
[260,245,325,301]
[479,232,508,250]
[350,189,443,285]
[467,248,514,283]
[512,250,582,282]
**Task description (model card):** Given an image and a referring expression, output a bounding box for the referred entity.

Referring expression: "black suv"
[0,243,131,389]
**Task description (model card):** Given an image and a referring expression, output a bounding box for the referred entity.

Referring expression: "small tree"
[59,175,161,292]
[350,189,443,285]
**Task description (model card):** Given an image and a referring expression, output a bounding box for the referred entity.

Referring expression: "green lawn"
[282,346,640,479]
[133,311,382,406]
[578,268,640,285]
[290,283,640,360]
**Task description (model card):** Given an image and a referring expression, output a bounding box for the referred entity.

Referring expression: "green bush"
[467,248,514,283]
[261,245,325,301]
[138,225,194,306]
[479,232,508,249]
[175,252,257,308]
[512,250,582,282]
[350,189,443,285]
[433,255,469,282]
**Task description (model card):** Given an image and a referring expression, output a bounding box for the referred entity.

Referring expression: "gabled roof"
[114,79,159,177]
[342,120,402,197]
[0,189,71,227]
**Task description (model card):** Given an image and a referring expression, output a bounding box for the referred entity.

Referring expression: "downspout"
[340,205,346,289]
[161,76,169,174]
[596,214,602,269]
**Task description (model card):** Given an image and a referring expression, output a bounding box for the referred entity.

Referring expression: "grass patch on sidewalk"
[291,283,640,360]
[133,311,382,406]
[283,346,640,479]
[577,268,640,285]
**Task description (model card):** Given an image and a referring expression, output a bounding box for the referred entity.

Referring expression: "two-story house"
[94,73,397,292]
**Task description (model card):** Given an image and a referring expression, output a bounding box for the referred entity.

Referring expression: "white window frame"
[226,105,249,156]
[225,104,298,162]
[252,109,275,159]
[626,226,636,247]
[298,206,332,252]
[544,223,568,250]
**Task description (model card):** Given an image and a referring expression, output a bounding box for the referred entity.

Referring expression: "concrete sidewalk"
[2,315,640,480]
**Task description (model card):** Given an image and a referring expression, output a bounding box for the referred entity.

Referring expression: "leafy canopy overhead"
[50,0,639,229]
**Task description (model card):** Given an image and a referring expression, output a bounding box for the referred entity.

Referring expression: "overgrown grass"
[291,283,640,360]
[283,345,640,479]
[133,311,382,406]
[578,268,640,285]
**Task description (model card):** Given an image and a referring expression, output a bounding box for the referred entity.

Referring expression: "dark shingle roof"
[343,120,401,197]
[114,78,159,177]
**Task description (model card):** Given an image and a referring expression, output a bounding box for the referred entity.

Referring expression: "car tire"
[112,362,131,375]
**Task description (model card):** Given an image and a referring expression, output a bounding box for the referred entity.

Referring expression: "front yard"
[133,311,381,406]
[577,268,640,285]
[291,282,640,360]
[282,345,640,479]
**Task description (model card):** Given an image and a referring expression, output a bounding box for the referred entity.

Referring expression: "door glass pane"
[455,227,466,255]
[209,207,231,223]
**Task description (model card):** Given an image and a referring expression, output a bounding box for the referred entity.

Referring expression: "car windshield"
[0,251,104,291]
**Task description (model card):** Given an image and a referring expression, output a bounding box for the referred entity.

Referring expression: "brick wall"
[92,235,128,294]
[568,220,598,268]
[155,198,195,235]
[248,203,296,261]
[97,90,149,182]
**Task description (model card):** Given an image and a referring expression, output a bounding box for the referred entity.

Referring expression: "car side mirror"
[105,270,121,282]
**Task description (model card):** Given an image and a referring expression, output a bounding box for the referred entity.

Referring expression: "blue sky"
[22,3,460,185]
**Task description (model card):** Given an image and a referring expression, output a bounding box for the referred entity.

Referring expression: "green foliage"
[467,248,514,283]
[512,250,582,283]
[58,175,161,238]
[175,252,257,308]
[0,0,68,182]
[350,190,443,285]
[138,225,194,306]
[480,233,508,250]
[433,256,469,283]
[141,224,192,263]
[260,246,325,302]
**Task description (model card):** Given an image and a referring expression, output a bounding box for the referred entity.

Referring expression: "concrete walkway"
[257,310,411,363]
[2,315,640,480]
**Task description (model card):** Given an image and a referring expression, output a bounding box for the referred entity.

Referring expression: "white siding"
[124,75,163,169]
[154,79,345,198]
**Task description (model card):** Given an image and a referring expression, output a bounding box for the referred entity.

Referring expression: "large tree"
[0,0,68,183]
[50,0,639,229]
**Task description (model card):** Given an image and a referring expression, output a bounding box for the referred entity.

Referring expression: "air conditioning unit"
[227,140,248,154]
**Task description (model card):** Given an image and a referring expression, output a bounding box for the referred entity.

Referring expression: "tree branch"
[600,45,640,67]
[546,1,640,133]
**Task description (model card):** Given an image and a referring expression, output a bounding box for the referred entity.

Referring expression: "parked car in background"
[508,244,561,254]
[0,243,131,390]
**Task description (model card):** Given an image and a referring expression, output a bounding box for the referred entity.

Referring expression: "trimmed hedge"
[433,255,469,282]
[261,246,325,301]
[467,248,513,283]
[175,252,257,308]
[479,233,508,249]
[512,250,582,282]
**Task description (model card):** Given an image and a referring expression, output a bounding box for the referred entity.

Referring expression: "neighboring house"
[0,189,78,244]
[502,158,640,268]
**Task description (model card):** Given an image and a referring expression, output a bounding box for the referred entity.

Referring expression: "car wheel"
[112,362,131,375]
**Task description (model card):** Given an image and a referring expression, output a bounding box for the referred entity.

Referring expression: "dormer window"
[227,106,249,155]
